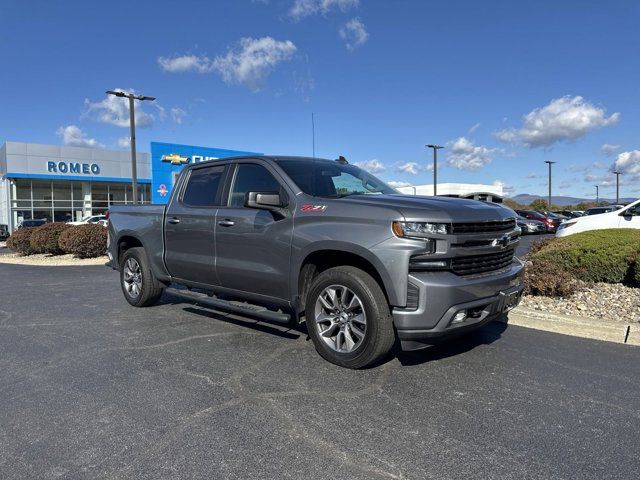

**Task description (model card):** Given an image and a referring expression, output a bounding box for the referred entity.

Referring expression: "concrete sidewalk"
[507,305,640,346]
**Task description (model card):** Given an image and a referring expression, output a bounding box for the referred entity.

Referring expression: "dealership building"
[0,141,257,231]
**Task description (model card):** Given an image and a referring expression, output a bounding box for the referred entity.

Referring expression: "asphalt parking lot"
[1,263,639,479]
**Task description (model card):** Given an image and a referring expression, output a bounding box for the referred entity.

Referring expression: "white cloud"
[447,137,495,171]
[387,181,412,188]
[84,89,157,128]
[492,179,514,194]
[212,37,297,92]
[171,107,187,124]
[612,150,640,176]
[354,159,385,173]
[468,122,481,133]
[495,96,620,148]
[339,18,369,50]
[397,162,421,175]
[56,125,104,148]
[157,55,214,73]
[289,0,358,20]
[601,143,621,155]
[117,136,130,148]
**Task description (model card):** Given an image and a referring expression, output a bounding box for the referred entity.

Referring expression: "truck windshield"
[275,159,397,198]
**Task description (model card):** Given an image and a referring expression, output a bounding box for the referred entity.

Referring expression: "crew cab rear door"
[214,160,293,301]
[164,163,229,285]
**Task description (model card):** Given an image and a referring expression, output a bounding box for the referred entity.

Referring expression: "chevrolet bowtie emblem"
[161,153,189,165]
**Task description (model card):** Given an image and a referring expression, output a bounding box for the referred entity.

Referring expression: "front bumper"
[393,259,524,351]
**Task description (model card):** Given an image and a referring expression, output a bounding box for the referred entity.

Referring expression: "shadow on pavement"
[395,318,508,367]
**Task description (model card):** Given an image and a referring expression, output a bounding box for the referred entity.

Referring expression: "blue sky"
[2,0,640,199]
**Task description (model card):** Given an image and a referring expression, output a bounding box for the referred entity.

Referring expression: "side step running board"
[165,287,291,324]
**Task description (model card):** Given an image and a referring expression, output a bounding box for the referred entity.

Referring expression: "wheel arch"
[294,242,398,313]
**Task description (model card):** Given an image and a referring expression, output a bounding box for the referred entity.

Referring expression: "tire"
[120,247,163,307]
[305,266,395,369]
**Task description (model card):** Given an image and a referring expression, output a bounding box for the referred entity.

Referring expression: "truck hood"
[338,194,516,223]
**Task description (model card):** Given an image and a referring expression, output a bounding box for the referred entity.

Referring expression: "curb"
[504,306,640,346]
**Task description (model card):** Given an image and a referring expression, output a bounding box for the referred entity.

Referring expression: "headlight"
[392,221,449,237]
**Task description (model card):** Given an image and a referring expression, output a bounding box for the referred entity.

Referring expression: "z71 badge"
[301,204,327,212]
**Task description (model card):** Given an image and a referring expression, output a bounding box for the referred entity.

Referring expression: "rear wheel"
[305,266,395,369]
[120,247,163,307]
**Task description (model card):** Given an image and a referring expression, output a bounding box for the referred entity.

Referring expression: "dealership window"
[9,179,151,229]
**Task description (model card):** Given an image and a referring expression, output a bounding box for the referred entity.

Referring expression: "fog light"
[452,310,467,324]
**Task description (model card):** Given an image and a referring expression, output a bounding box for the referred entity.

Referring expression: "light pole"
[595,185,599,205]
[106,90,156,204]
[613,171,622,204]
[426,144,444,196]
[544,160,555,212]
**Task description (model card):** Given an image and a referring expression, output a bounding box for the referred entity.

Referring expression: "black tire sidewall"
[305,267,392,368]
[119,247,162,307]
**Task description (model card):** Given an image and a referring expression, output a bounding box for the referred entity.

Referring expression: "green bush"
[6,227,38,255]
[29,222,71,255]
[524,260,577,297]
[531,229,640,285]
[58,224,108,258]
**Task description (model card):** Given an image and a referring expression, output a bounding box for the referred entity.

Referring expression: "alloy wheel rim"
[314,284,366,353]
[123,258,142,298]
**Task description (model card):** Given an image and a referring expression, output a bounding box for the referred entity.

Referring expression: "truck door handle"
[218,219,235,227]
[168,217,181,224]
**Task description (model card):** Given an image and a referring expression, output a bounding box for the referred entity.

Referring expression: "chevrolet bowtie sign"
[161,153,190,165]
[161,153,220,165]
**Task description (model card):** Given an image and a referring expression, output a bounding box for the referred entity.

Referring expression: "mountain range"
[509,193,637,207]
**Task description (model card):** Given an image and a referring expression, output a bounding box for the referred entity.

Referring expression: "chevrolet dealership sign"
[150,142,262,204]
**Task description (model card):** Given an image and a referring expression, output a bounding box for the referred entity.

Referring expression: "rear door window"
[181,165,226,207]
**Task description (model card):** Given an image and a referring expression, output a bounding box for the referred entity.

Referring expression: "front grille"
[451,249,515,276]
[451,219,516,234]
[406,282,419,310]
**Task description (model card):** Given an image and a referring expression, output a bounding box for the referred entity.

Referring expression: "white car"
[556,200,639,237]
[67,214,106,226]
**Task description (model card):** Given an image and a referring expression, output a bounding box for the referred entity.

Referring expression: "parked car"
[557,199,640,237]
[107,155,524,369]
[18,219,47,229]
[584,205,624,216]
[67,214,107,226]
[0,224,9,240]
[517,215,546,234]
[515,210,560,232]
[553,210,582,218]
[571,210,584,217]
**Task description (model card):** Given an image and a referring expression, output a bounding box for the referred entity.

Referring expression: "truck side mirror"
[245,191,286,210]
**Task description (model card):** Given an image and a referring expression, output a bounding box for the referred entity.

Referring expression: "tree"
[503,198,523,210]
[529,199,548,211]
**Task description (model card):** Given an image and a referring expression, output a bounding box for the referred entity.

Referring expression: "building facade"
[0,142,151,230]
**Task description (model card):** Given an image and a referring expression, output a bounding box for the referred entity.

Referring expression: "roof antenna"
[311,112,315,159]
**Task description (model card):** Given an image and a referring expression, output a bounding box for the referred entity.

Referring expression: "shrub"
[524,260,578,297]
[29,222,71,255]
[531,229,640,285]
[59,224,108,258]
[6,227,38,255]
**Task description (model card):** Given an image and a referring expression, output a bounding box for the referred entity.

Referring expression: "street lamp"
[544,160,555,212]
[613,171,622,204]
[595,185,599,205]
[426,144,444,196]
[106,90,156,204]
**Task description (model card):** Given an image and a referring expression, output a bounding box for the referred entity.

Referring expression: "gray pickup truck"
[107,155,524,368]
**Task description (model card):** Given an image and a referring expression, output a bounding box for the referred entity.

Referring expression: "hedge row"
[6,223,107,258]
[526,229,640,297]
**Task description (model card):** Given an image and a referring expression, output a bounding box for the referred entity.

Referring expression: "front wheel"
[120,247,163,307]
[305,266,395,369]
